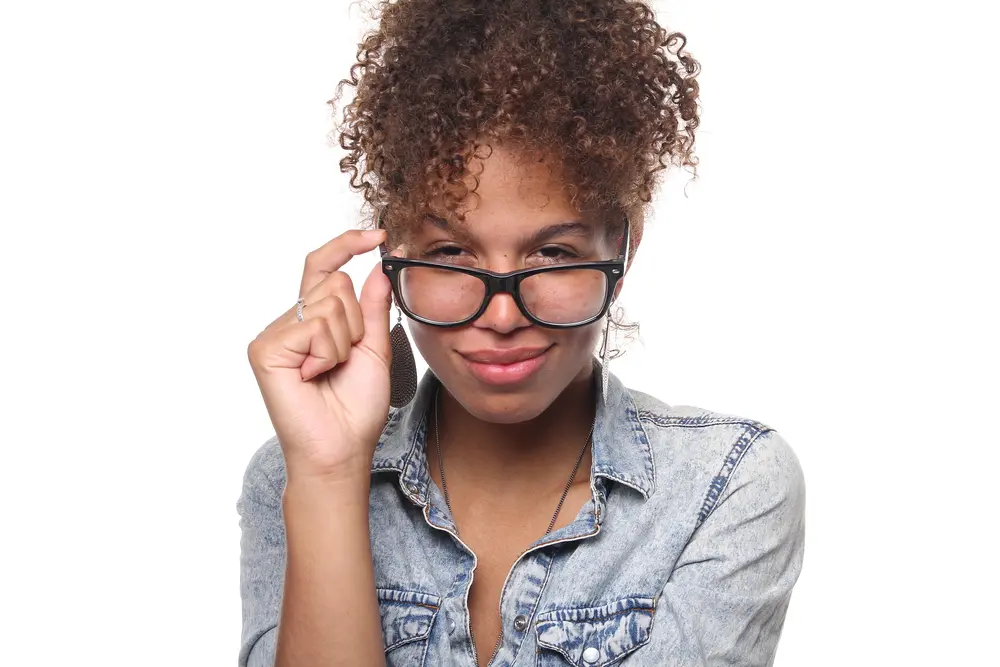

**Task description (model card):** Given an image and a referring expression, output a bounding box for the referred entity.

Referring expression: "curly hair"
[331,0,700,249]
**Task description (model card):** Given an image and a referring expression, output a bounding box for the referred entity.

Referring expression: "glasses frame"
[378,211,630,329]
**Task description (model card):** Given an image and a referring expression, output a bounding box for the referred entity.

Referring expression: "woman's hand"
[248,229,393,484]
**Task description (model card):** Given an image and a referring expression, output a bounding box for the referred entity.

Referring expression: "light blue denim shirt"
[237,367,806,666]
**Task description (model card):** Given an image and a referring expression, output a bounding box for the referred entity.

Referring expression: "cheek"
[552,323,604,359]
[409,322,451,363]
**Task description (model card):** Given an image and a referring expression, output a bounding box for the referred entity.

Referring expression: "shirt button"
[406,484,419,495]
[582,646,601,663]
[448,618,457,634]
[513,614,528,632]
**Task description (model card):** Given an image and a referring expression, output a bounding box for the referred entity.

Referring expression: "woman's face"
[400,146,623,424]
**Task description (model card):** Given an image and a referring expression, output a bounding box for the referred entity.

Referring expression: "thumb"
[358,261,393,363]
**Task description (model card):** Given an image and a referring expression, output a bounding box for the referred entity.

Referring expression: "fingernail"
[363,229,385,240]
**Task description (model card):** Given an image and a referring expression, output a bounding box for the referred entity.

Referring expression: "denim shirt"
[237,368,806,667]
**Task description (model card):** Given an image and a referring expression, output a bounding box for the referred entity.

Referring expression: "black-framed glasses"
[379,213,630,329]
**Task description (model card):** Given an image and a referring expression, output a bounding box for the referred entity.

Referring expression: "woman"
[238,1,805,666]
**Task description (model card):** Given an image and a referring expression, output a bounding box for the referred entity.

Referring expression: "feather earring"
[598,310,612,402]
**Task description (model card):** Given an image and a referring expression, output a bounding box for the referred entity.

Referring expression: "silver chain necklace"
[432,386,596,537]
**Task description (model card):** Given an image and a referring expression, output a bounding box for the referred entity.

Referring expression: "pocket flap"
[535,596,656,667]
[376,588,441,651]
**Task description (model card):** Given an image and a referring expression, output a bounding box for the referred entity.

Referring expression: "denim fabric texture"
[237,367,806,666]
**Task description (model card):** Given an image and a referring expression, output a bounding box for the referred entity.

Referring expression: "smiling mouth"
[459,346,550,364]
[458,346,553,385]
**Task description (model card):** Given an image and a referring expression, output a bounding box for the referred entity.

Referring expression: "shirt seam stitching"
[695,425,774,527]
[624,390,656,496]
[636,410,771,431]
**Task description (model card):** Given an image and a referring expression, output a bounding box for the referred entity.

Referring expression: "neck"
[429,364,598,497]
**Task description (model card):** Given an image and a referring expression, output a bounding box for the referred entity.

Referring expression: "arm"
[651,428,806,666]
[237,442,387,667]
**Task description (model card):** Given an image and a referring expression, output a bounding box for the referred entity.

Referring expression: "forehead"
[420,145,602,238]
[420,215,598,248]
[467,145,570,209]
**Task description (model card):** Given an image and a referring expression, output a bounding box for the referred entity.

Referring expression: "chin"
[452,388,553,424]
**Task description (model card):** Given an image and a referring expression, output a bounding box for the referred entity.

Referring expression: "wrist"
[282,449,375,489]
[283,465,372,502]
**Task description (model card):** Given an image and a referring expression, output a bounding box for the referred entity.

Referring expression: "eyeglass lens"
[397,266,609,325]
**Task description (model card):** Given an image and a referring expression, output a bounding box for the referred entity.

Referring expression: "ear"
[611,213,642,303]
[376,207,390,256]
[624,215,643,268]
[612,277,626,303]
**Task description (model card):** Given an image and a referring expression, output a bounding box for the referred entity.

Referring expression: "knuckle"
[326,295,347,315]
[328,270,354,291]
[308,316,327,333]
[310,295,342,319]
[247,335,269,367]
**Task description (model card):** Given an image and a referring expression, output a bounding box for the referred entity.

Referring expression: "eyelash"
[425,245,464,258]
[425,245,581,262]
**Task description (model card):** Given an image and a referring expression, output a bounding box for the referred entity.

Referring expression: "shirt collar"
[371,361,655,503]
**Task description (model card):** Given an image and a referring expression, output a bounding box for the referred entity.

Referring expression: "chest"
[459,484,594,666]
[368,477,672,667]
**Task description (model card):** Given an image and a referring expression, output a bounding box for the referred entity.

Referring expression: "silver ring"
[295,297,305,322]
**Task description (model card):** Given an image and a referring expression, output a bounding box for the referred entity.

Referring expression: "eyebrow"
[423,214,597,247]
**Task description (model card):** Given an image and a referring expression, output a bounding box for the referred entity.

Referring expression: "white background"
[1,1,996,665]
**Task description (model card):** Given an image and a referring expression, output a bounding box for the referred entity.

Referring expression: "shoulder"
[628,387,775,434]
[624,387,805,520]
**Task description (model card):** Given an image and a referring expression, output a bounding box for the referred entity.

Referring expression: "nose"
[474,290,530,334]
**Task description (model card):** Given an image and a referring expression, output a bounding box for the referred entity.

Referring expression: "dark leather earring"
[388,305,418,408]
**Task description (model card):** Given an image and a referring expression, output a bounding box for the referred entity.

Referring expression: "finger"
[262,298,318,334]
[298,318,342,381]
[323,296,353,367]
[293,294,354,363]
[357,261,393,364]
[299,229,386,297]
[341,291,364,345]
[302,270,363,343]
[249,316,339,380]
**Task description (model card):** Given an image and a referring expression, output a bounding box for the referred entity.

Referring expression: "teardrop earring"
[388,305,418,408]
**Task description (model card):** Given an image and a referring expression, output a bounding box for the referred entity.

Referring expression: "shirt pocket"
[534,595,656,667]
[376,588,441,667]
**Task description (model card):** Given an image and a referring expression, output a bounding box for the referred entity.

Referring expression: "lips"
[459,347,549,364]
[458,346,552,385]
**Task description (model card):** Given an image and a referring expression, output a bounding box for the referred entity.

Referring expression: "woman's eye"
[536,246,580,262]
[424,245,470,262]
[428,246,462,256]
[423,244,581,265]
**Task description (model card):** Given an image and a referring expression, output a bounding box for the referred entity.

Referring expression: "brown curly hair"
[331,0,700,250]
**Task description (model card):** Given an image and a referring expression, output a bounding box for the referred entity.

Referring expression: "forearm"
[275,475,386,667]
